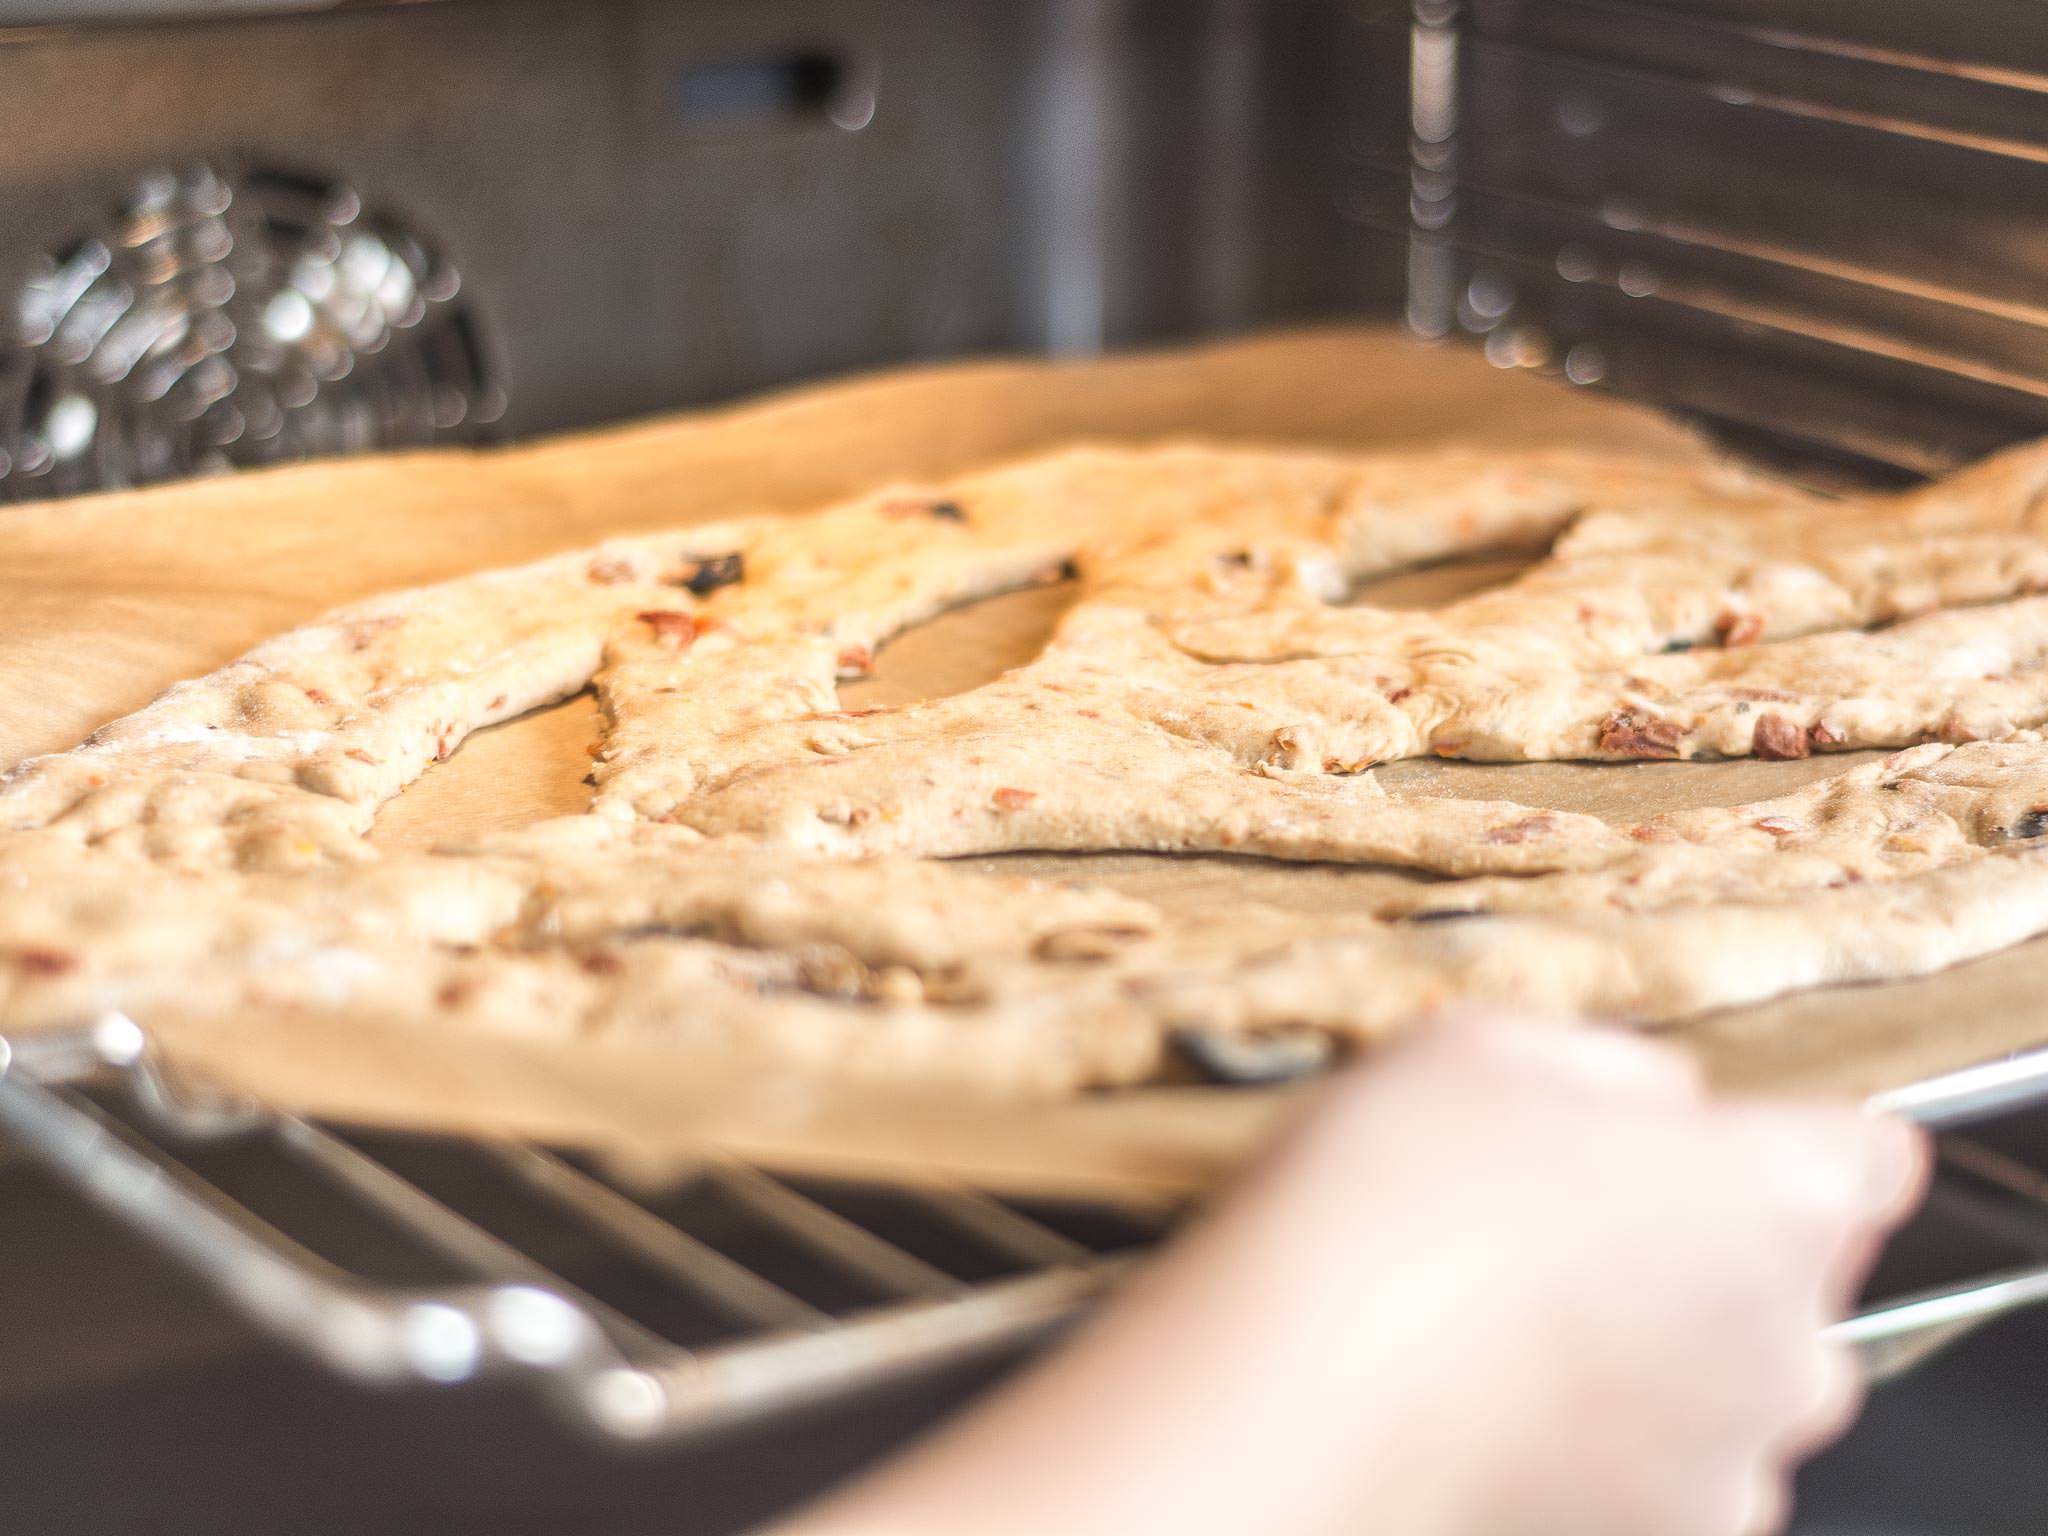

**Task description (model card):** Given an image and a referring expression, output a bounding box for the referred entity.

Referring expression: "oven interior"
[5,2,2048,1532]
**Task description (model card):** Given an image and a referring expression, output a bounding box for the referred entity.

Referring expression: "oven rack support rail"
[6,1015,2048,1439]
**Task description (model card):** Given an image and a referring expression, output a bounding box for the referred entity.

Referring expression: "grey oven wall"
[0,0,1406,491]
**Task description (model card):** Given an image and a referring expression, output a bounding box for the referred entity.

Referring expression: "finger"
[1860,1113,1933,1227]
[1821,1220,1889,1319]
[1819,1123,1930,1315]
[1727,1105,1928,1235]
[1777,1343,1868,1463]
[1733,1468,1793,1536]
[1442,1009,1704,1101]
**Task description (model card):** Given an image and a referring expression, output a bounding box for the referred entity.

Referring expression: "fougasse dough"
[12,438,2048,1093]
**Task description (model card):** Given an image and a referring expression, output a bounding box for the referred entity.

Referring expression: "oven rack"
[10,1015,2048,1440]
[1373,0,2048,479]
[0,1014,1154,1442]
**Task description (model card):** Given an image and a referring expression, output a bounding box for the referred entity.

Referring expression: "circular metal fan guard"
[0,164,502,501]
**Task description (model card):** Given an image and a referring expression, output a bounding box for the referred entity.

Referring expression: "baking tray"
[8,330,2048,1194]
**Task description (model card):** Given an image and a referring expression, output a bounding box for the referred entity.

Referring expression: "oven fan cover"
[0,164,501,501]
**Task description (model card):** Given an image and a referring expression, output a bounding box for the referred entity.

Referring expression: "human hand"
[773,1012,1927,1536]
[1224,1011,1928,1536]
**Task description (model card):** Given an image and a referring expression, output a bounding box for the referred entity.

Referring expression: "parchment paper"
[5,327,2042,1195]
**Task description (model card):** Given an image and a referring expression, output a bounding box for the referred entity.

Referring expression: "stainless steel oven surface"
[8,2,2048,1533]
[0,0,1390,499]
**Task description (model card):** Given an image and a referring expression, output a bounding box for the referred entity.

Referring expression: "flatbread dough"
[11,439,2048,1093]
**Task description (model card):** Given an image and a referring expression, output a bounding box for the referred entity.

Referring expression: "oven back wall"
[0,0,1400,454]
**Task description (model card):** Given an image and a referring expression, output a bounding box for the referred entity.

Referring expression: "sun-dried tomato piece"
[637,610,698,644]
[1598,710,1689,759]
[1715,611,1765,647]
[14,948,76,977]
[1483,814,1559,845]
[1751,713,1809,760]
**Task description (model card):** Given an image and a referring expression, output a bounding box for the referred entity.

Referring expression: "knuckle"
[1732,1114,1871,1223]
[1734,1470,1793,1536]
[1791,1345,1868,1452]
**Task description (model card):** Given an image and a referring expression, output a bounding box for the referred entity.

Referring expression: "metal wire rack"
[1367,0,2048,479]
[0,1014,1162,1441]
[9,1013,2048,1440]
